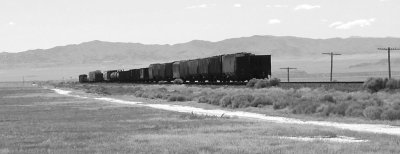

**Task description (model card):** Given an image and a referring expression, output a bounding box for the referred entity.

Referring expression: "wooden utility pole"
[280,67,297,82]
[322,52,341,82]
[378,47,400,79]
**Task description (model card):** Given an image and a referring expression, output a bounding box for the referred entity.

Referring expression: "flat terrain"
[1,83,400,153]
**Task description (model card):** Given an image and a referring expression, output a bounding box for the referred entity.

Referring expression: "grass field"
[1,82,400,153]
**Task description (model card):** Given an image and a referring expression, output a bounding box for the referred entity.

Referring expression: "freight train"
[78,52,271,83]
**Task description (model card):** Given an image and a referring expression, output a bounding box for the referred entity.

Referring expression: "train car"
[78,74,88,83]
[188,59,199,82]
[208,56,222,82]
[198,58,210,81]
[88,70,103,82]
[103,70,117,82]
[179,60,189,81]
[172,62,180,79]
[117,70,132,82]
[140,68,149,82]
[249,55,271,79]
[149,64,162,82]
[159,63,166,81]
[110,71,119,82]
[131,69,141,82]
[164,62,173,82]
[221,53,253,81]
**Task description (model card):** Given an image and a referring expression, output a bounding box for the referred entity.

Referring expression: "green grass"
[2,83,400,153]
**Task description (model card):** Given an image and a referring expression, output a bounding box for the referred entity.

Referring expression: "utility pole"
[378,47,400,79]
[280,67,297,82]
[322,52,341,82]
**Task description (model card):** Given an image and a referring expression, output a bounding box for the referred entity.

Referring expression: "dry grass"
[2,83,400,153]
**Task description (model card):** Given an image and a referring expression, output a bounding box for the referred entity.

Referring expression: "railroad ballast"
[80,52,271,83]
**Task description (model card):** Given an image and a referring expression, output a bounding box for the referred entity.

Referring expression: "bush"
[269,78,281,87]
[320,94,335,103]
[290,100,320,114]
[345,103,364,117]
[363,106,383,120]
[168,95,188,102]
[251,95,273,107]
[316,104,334,116]
[173,79,184,84]
[219,95,232,107]
[231,94,254,108]
[381,109,400,121]
[246,78,258,87]
[386,79,400,89]
[363,77,387,92]
[254,79,269,89]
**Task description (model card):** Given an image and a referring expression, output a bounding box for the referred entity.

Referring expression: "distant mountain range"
[1,35,400,81]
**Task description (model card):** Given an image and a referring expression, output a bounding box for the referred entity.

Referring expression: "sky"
[1,0,399,53]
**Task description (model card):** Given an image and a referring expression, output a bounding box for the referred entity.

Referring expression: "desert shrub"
[386,79,400,89]
[198,96,208,103]
[230,94,255,108]
[380,109,400,121]
[246,78,258,87]
[269,78,281,87]
[87,86,109,95]
[168,94,189,102]
[219,95,232,107]
[290,100,320,114]
[173,79,184,84]
[254,79,269,89]
[273,97,296,110]
[363,77,387,92]
[251,95,273,107]
[331,102,349,116]
[363,106,383,120]
[316,104,335,116]
[320,94,335,103]
[345,102,364,117]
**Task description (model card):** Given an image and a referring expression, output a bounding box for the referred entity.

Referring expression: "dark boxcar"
[179,60,189,80]
[221,53,253,80]
[159,63,166,81]
[140,68,149,81]
[198,58,210,79]
[88,70,103,82]
[249,55,271,79]
[208,56,222,81]
[236,56,252,80]
[188,59,199,80]
[103,70,117,82]
[79,74,88,83]
[172,62,180,79]
[131,69,141,82]
[164,62,173,81]
[149,64,162,81]
[117,70,132,82]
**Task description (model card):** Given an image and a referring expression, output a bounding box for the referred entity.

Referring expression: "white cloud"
[268,19,281,24]
[8,22,15,26]
[329,21,343,28]
[321,19,329,22]
[266,4,288,8]
[294,4,321,10]
[233,4,242,8]
[186,4,216,9]
[330,18,376,29]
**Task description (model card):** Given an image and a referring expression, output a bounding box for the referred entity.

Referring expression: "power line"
[280,67,297,82]
[378,47,400,79]
[322,52,341,82]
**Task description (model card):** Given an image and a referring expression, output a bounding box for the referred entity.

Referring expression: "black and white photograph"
[1,0,400,153]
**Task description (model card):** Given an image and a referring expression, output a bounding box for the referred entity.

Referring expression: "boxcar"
[159,63,166,81]
[198,58,210,80]
[221,53,253,81]
[88,70,103,82]
[140,68,149,81]
[164,62,173,81]
[78,74,88,83]
[172,62,180,79]
[131,69,141,82]
[117,70,132,82]
[179,60,189,81]
[250,55,271,79]
[149,64,162,81]
[187,59,199,81]
[110,71,119,82]
[208,56,222,81]
[103,70,117,82]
